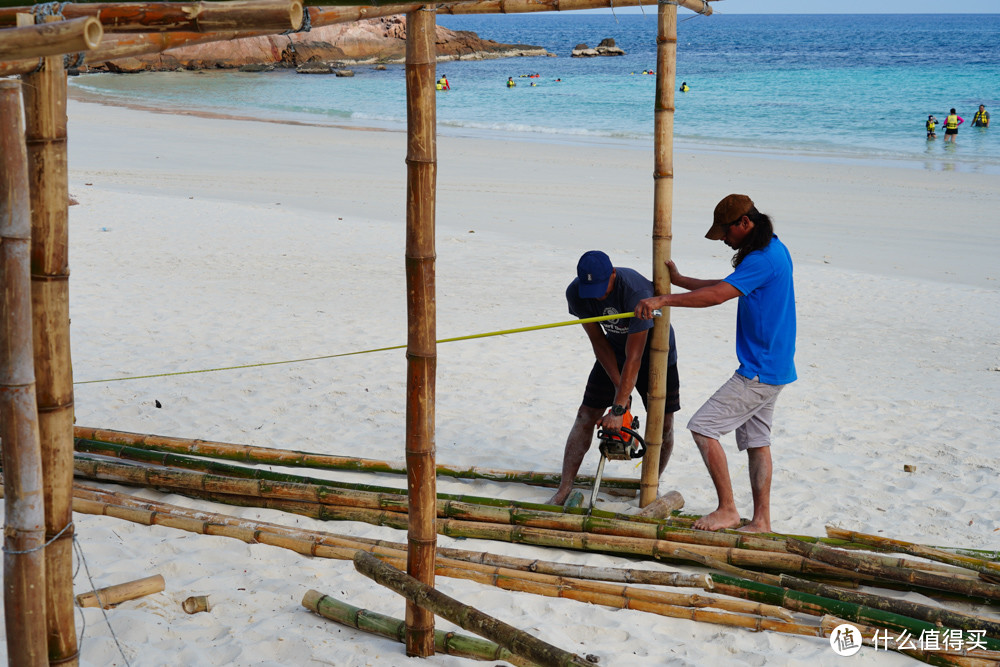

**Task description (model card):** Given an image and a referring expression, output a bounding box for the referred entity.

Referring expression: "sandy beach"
[2,95,998,666]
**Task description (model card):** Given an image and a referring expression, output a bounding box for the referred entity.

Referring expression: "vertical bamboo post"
[640,0,677,507]
[0,79,50,667]
[404,5,437,658]
[19,14,79,665]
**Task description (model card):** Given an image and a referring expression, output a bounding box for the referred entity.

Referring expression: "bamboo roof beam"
[0,0,712,9]
[0,0,303,33]
[0,15,101,60]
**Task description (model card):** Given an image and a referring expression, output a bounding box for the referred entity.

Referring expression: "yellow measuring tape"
[74,311,660,385]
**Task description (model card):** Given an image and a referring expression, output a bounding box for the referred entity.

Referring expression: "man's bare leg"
[738,446,772,533]
[691,431,742,531]
[547,405,603,505]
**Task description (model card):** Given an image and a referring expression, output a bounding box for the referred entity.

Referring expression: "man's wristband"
[610,404,626,416]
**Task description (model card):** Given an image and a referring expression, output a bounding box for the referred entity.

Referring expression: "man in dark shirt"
[548,250,680,505]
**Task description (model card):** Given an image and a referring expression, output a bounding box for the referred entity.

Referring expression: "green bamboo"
[827,528,1000,579]
[302,590,536,666]
[73,426,640,491]
[788,539,1000,602]
[707,573,1000,652]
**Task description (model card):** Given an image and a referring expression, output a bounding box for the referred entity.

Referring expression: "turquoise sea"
[71,13,1000,172]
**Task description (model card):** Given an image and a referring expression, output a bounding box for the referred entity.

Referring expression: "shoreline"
[67,77,1000,176]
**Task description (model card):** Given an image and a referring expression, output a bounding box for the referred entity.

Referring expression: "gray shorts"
[687,372,785,451]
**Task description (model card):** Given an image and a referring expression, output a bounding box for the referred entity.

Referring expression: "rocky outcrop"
[571,38,625,58]
[89,16,550,72]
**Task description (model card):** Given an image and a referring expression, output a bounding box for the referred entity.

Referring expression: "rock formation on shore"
[88,16,550,73]
[571,38,625,58]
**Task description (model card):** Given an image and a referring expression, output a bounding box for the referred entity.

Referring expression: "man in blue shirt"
[635,194,796,533]
[548,250,680,506]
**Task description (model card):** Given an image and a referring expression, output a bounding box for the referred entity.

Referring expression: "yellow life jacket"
[974,111,988,126]
[946,114,959,130]
[507,80,515,87]
[927,119,936,131]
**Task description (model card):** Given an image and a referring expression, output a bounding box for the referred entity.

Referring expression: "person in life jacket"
[943,108,963,143]
[972,104,990,128]
[926,115,937,139]
[680,82,690,92]
[507,77,516,88]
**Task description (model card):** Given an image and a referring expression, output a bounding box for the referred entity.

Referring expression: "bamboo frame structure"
[403,4,438,657]
[0,0,303,33]
[0,78,49,667]
[639,0,678,507]
[0,16,102,60]
[19,16,79,662]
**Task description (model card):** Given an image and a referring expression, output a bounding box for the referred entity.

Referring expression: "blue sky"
[600,0,999,13]
[716,0,997,12]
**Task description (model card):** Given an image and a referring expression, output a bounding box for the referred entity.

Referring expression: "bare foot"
[736,520,771,534]
[693,508,742,531]
[546,489,570,506]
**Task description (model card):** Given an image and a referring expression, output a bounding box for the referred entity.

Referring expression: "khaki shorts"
[687,372,785,451]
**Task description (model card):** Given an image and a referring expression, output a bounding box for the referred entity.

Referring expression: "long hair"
[732,207,774,268]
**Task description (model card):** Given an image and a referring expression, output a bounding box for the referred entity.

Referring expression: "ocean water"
[71,13,1000,172]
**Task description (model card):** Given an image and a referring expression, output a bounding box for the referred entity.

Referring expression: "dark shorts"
[582,342,680,413]
[945,128,958,135]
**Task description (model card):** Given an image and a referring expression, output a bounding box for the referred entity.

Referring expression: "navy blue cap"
[577,251,613,299]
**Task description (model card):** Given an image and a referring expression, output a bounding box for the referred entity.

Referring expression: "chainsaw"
[590,403,646,512]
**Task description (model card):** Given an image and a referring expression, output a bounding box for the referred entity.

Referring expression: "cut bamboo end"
[182,595,210,614]
[0,16,103,61]
[636,490,684,518]
[76,574,165,609]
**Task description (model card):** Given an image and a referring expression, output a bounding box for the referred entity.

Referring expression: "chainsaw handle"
[619,427,646,459]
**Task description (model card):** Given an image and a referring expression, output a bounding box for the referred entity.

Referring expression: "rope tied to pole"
[31,1,65,21]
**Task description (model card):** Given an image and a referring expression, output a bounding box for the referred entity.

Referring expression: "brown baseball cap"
[706,194,754,240]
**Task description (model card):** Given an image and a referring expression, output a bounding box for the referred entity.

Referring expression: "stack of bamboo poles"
[32,429,999,664]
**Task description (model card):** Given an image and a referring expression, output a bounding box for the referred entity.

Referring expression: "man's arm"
[582,322,621,389]
[666,260,723,291]
[593,328,649,431]
[634,281,742,319]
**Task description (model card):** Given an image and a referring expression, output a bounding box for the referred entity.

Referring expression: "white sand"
[2,96,998,666]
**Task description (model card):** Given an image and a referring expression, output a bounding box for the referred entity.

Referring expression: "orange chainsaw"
[590,402,646,512]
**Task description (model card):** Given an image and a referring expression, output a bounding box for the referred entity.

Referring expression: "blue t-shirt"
[723,235,796,385]
[566,266,677,365]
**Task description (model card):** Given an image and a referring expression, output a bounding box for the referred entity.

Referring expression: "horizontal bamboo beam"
[0,15,101,60]
[0,0,303,33]
[437,0,712,15]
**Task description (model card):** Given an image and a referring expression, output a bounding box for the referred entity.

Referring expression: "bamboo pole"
[19,16,78,664]
[73,426,641,492]
[434,0,713,14]
[404,4,437,657]
[354,552,593,667]
[0,0,302,33]
[0,77,49,667]
[787,539,1000,603]
[0,16,101,60]
[75,574,165,609]
[827,528,1000,580]
[639,0,678,510]
[304,591,538,666]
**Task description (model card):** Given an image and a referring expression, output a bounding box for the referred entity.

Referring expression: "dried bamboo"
[68,455,813,557]
[0,16,101,60]
[181,595,210,614]
[75,574,165,609]
[827,527,1000,580]
[787,539,1000,603]
[74,439,643,519]
[73,426,640,492]
[404,5,438,657]
[20,18,78,662]
[0,77,48,667]
[435,0,713,14]
[639,0,678,509]
[303,591,536,666]
[0,0,302,33]
[354,551,593,667]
